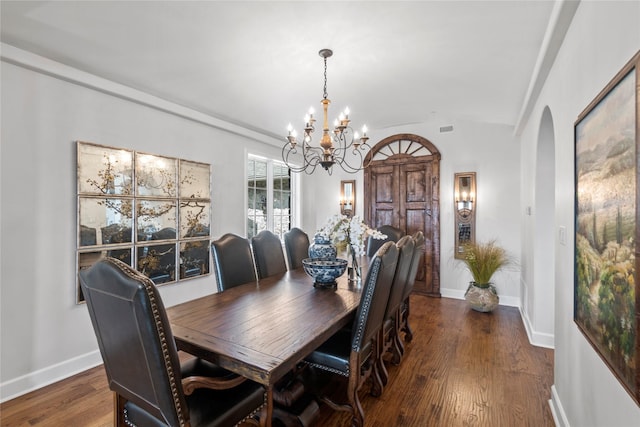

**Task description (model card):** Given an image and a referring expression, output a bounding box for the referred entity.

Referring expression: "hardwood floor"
[0,295,554,427]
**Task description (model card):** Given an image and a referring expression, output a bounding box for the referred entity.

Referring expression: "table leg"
[265,386,273,427]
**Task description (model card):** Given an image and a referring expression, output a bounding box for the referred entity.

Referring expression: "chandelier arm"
[282,144,330,174]
[282,146,311,173]
[326,127,372,173]
[334,154,367,174]
[334,148,371,173]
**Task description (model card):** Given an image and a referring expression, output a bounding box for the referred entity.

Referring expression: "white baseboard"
[0,350,103,403]
[550,385,569,427]
[519,305,555,349]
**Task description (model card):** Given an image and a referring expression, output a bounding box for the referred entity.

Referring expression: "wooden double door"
[364,134,441,297]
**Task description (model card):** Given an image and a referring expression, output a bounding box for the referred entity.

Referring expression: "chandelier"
[282,49,371,175]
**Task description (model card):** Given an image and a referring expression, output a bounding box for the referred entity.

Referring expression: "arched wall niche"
[530,106,556,347]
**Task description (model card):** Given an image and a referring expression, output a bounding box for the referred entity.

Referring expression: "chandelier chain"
[323,56,328,100]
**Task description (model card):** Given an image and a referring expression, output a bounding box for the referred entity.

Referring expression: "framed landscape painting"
[574,51,640,405]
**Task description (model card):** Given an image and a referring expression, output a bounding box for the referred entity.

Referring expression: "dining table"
[166,263,366,426]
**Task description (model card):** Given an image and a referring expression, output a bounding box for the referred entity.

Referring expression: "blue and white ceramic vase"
[308,233,337,260]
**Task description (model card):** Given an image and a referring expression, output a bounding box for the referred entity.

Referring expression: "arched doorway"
[363,133,441,297]
[531,107,556,346]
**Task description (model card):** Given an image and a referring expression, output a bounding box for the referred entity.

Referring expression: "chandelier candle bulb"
[340,109,350,127]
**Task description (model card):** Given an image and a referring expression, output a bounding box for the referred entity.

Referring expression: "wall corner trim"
[513,0,580,136]
[519,306,555,349]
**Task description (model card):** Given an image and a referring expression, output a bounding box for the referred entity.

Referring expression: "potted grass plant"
[461,239,510,312]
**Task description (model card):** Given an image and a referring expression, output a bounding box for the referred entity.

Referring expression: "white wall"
[518,1,640,425]
[0,58,288,400]
[377,121,522,306]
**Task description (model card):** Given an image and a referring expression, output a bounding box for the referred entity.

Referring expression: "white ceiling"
[1,1,559,142]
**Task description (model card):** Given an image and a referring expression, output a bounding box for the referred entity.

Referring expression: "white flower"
[316,214,387,257]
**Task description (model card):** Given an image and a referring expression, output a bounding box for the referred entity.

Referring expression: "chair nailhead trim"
[236,393,268,426]
[352,255,383,352]
[303,360,349,377]
[123,408,135,427]
[106,258,187,426]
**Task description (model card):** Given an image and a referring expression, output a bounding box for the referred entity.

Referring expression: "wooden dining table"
[166,265,366,426]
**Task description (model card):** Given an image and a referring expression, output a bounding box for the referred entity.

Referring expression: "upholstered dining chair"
[251,230,287,279]
[400,231,425,346]
[283,227,310,270]
[211,233,257,292]
[303,241,399,427]
[366,225,404,257]
[79,257,266,427]
[377,235,415,385]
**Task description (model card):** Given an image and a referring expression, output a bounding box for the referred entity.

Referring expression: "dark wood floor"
[0,295,554,427]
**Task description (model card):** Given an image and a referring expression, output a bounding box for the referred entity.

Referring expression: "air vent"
[439,125,454,133]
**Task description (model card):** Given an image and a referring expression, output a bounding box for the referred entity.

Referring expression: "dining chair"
[366,224,404,257]
[251,229,287,279]
[303,241,399,427]
[283,227,310,270]
[400,231,425,345]
[377,235,415,385]
[211,233,257,292]
[79,257,266,427]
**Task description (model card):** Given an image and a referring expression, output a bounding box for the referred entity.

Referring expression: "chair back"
[366,225,404,257]
[403,231,425,300]
[251,230,287,279]
[385,236,415,319]
[351,241,399,351]
[211,233,257,291]
[283,227,310,270]
[79,257,188,426]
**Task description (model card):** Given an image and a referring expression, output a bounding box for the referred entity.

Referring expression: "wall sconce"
[454,172,476,259]
[455,188,474,217]
[340,180,356,217]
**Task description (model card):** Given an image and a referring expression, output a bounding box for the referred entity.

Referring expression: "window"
[247,156,293,240]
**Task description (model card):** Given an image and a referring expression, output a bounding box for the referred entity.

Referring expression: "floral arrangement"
[317,214,386,257]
